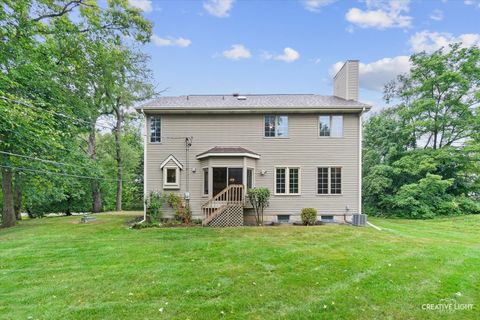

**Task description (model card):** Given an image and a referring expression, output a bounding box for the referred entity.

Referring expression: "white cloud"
[302,0,337,12]
[128,0,152,12]
[331,56,411,91]
[345,0,412,29]
[222,44,251,60]
[409,31,480,53]
[429,9,443,21]
[203,0,235,17]
[263,47,300,63]
[151,35,192,48]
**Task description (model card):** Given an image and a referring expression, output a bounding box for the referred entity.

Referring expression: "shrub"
[166,192,192,224]
[146,191,164,222]
[457,196,480,214]
[301,208,317,225]
[247,187,271,225]
[390,174,455,219]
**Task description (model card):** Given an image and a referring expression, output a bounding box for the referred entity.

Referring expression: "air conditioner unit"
[352,214,367,227]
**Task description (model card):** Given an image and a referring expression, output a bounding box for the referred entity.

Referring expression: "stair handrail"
[202,184,244,224]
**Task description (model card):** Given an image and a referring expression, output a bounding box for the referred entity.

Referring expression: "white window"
[275,167,300,195]
[247,168,254,190]
[265,115,288,137]
[317,167,342,195]
[203,168,209,196]
[163,166,180,189]
[319,115,343,137]
[150,116,161,142]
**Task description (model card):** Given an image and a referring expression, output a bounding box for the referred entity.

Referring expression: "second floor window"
[265,115,288,137]
[150,116,161,143]
[319,115,343,137]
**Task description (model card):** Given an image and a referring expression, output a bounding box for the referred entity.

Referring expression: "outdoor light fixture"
[192,167,196,173]
[260,170,267,175]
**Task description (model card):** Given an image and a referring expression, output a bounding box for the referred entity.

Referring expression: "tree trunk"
[1,168,15,228]
[14,172,22,220]
[113,104,123,212]
[88,124,102,213]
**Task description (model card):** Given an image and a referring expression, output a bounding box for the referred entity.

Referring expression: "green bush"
[390,174,456,219]
[166,192,191,224]
[457,196,480,214]
[301,208,317,225]
[146,191,163,222]
[247,187,271,225]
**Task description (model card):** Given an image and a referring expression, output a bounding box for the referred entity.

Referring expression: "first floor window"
[150,116,161,142]
[163,167,179,189]
[319,115,343,137]
[317,167,329,194]
[265,115,288,137]
[203,168,209,195]
[275,167,300,195]
[317,167,342,194]
[247,168,254,189]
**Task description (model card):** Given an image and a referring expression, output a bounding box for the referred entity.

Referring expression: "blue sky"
[128,0,480,111]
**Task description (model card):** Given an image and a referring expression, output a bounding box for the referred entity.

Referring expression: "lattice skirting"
[207,205,244,227]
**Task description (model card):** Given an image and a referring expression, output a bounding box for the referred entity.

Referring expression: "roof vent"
[237,96,247,100]
[232,93,239,97]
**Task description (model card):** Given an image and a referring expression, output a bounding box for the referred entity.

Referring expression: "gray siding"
[333,60,359,101]
[145,113,360,222]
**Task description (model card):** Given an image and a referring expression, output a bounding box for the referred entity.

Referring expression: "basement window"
[277,215,290,223]
[321,215,334,222]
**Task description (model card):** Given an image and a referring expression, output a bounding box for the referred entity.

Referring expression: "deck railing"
[202,184,244,225]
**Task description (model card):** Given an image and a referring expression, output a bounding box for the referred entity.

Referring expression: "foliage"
[0,0,153,226]
[364,45,480,218]
[300,208,317,225]
[146,192,164,222]
[165,192,192,224]
[247,187,271,225]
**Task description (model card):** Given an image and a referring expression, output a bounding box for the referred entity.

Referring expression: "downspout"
[140,109,147,223]
[358,107,366,216]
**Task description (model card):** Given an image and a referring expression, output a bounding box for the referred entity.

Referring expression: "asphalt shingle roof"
[197,146,259,157]
[138,94,370,110]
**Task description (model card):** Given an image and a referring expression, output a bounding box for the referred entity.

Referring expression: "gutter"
[140,108,147,223]
[358,106,366,216]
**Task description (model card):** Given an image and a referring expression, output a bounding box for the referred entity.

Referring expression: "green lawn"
[0,213,479,319]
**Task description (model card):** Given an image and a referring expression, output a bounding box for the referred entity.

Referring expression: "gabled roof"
[196,146,260,159]
[137,94,371,113]
[160,154,183,169]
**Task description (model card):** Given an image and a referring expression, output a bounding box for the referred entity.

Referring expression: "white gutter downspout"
[358,106,366,215]
[140,108,147,223]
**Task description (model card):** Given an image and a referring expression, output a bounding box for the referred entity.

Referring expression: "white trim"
[273,166,301,196]
[141,109,147,223]
[318,114,344,138]
[163,166,180,189]
[196,152,260,160]
[149,115,162,143]
[316,166,343,196]
[264,114,289,138]
[246,167,255,189]
[202,167,209,197]
[359,108,365,214]
[160,154,184,170]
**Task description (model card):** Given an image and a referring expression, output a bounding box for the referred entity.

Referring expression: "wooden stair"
[202,184,244,227]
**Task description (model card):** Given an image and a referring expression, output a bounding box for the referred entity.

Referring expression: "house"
[136,60,371,226]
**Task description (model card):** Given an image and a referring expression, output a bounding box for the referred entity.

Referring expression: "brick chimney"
[333,60,359,101]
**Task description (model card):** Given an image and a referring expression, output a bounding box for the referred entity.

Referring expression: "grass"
[0,212,479,319]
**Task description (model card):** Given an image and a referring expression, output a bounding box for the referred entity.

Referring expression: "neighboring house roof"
[137,94,371,113]
[196,146,260,159]
[160,154,184,169]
